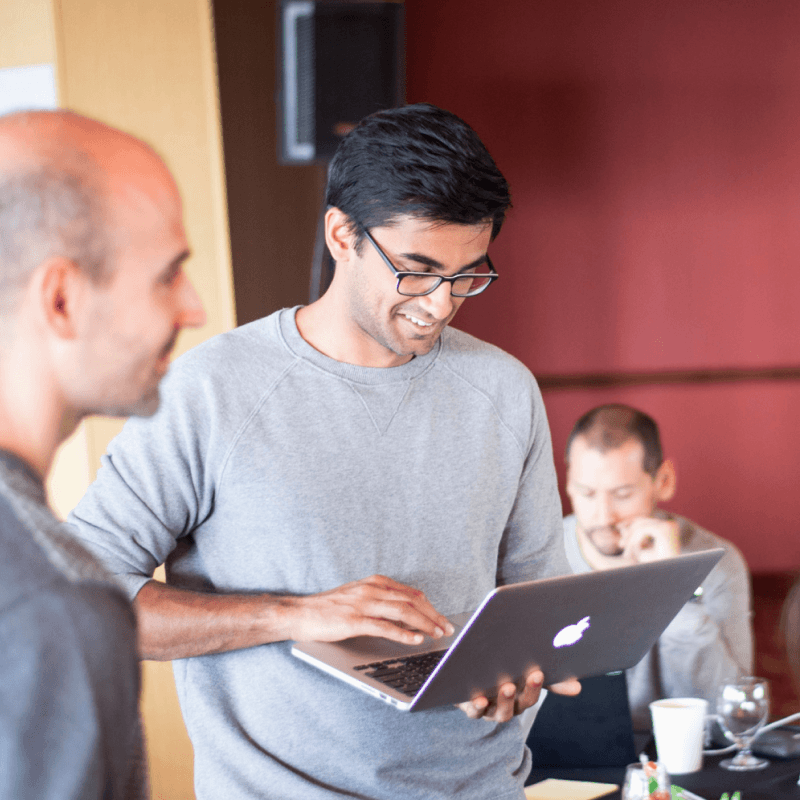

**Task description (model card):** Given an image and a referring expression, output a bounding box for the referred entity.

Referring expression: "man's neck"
[295,295,414,369]
[0,352,75,481]
[0,430,53,482]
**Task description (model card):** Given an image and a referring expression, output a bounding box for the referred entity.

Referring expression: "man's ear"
[654,458,676,503]
[37,257,84,340]
[324,206,358,264]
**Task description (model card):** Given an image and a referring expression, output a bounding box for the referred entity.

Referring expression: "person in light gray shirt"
[562,404,753,732]
[69,103,579,800]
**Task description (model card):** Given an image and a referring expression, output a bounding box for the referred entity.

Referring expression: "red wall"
[405,0,800,573]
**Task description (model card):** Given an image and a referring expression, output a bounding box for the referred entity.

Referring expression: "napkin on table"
[524,778,618,799]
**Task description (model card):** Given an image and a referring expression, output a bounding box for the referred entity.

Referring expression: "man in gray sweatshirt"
[561,404,753,733]
[69,103,578,800]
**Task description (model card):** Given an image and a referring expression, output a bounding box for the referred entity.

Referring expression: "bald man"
[0,110,205,799]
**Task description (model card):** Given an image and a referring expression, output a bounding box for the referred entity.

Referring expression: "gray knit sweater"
[563,512,753,731]
[70,307,568,800]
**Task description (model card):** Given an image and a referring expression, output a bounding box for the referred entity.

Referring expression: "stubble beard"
[93,331,176,418]
[585,525,625,557]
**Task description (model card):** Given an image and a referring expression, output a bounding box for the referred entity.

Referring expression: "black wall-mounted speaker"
[278,1,405,164]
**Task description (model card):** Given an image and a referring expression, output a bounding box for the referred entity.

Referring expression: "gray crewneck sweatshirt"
[70,307,568,800]
[562,512,753,731]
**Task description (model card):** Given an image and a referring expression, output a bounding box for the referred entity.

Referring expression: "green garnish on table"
[669,787,741,800]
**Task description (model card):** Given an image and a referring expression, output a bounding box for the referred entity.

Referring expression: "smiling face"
[566,436,669,558]
[338,214,493,367]
[67,151,205,417]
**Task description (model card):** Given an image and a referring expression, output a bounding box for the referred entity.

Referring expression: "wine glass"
[716,677,770,771]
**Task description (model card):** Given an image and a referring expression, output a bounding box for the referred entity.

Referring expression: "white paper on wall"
[0,63,57,115]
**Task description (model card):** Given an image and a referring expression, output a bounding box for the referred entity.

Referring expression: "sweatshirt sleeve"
[68,361,221,601]
[653,539,754,703]
[495,376,570,587]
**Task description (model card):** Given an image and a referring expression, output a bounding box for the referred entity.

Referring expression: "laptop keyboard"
[354,650,448,697]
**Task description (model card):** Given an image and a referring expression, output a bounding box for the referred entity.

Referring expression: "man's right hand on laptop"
[289,574,454,645]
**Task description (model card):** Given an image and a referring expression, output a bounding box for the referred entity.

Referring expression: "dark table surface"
[527,754,800,799]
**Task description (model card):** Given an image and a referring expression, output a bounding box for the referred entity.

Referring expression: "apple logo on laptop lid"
[553,615,591,648]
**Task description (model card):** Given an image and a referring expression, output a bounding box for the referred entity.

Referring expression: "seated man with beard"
[561,404,753,735]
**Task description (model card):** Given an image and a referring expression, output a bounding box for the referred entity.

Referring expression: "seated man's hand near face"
[619,516,680,565]
[458,668,582,723]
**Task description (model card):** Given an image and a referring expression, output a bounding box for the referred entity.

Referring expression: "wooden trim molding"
[537,365,800,391]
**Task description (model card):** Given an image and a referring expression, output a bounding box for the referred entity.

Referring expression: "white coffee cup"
[649,697,709,774]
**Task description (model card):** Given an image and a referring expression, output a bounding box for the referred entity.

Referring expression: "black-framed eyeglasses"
[363,229,499,298]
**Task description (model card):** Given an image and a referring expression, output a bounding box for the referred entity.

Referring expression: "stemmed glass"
[716,677,771,771]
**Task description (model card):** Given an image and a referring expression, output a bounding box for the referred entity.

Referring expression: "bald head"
[0,110,172,317]
[0,110,204,470]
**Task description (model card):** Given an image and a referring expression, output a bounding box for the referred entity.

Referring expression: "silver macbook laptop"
[291,548,724,712]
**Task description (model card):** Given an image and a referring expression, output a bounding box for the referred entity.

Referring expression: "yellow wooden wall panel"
[0,0,56,66]
[47,1,236,796]
[53,0,235,381]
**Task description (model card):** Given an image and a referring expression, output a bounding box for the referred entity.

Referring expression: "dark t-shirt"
[0,452,141,799]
